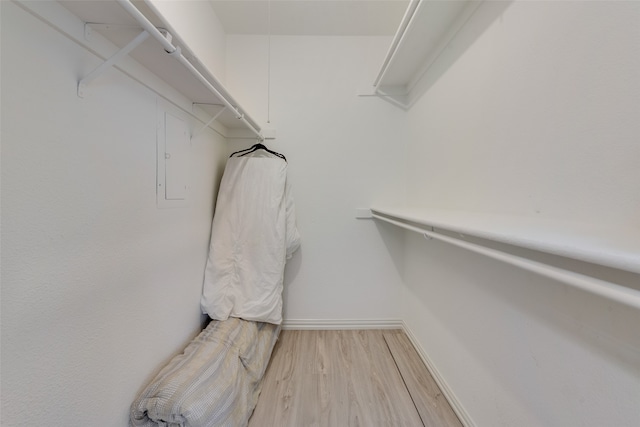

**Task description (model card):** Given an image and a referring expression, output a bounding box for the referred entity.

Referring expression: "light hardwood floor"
[248,329,462,427]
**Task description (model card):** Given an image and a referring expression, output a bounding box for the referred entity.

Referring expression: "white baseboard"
[401,321,475,427]
[281,318,403,330]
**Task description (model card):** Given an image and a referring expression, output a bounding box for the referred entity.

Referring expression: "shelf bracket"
[192,104,227,139]
[78,28,150,98]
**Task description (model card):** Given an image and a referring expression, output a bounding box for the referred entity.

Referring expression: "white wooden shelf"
[371,206,640,275]
[56,0,261,135]
[373,0,482,108]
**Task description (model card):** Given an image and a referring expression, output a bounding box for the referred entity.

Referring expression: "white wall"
[402,1,640,425]
[1,2,228,425]
[4,1,638,426]
[225,35,409,324]
[149,0,227,84]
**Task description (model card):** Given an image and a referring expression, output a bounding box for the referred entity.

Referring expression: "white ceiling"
[208,0,410,36]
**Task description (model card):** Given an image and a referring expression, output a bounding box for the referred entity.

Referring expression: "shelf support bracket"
[78,28,150,98]
[192,105,227,139]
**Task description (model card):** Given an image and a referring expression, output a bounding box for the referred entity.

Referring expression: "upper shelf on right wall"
[373,0,485,108]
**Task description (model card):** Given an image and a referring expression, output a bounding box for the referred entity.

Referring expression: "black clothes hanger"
[230,143,286,162]
[229,145,254,157]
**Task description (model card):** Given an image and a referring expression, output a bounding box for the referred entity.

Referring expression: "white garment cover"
[201,152,300,324]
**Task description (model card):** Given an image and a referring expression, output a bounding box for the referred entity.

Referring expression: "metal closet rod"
[116,0,264,141]
[371,213,640,311]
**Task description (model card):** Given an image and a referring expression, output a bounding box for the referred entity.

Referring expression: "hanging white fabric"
[201,151,300,324]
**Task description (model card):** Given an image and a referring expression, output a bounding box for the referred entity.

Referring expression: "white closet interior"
[2,0,639,426]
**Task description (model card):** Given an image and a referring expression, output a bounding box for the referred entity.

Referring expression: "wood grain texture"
[249,329,460,427]
[249,330,422,426]
[383,330,462,427]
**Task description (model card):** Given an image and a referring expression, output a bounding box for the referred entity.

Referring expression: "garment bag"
[201,146,299,324]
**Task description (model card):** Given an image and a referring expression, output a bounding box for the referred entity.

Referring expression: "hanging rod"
[371,213,640,311]
[115,0,264,141]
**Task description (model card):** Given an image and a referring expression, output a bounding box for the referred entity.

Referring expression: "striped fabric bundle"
[130,317,280,427]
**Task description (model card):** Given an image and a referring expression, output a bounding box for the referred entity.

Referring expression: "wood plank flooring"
[248,329,462,427]
[384,331,462,427]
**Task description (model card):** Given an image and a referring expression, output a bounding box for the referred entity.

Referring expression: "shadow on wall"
[283,247,303,315]
[284,248,303,286]
[381,0,515,109]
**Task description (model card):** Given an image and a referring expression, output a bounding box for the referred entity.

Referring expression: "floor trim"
[281,318,403,330]
[401,321,476,427]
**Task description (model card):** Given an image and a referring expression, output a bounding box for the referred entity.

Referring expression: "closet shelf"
[373,0,482,108]
[58,0,262,138]
[371,207,640,275]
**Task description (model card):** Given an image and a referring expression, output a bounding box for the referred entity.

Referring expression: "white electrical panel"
[157,105,189,208]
